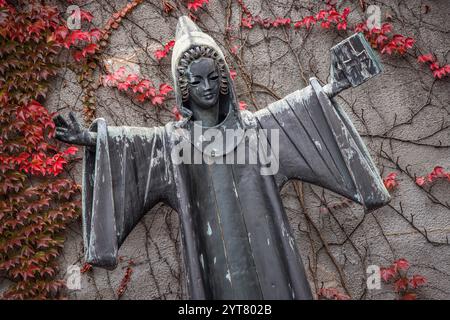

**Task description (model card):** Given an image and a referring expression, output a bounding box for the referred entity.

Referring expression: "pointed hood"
[171,16,244,131]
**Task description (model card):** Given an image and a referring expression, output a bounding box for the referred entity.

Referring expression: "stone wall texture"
[3,0,449,300]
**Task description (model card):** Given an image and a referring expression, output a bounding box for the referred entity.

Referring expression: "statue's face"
[186,57,220,109]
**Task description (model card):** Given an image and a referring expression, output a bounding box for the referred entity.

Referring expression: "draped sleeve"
[82,118,174,269]
[255,78,390,211]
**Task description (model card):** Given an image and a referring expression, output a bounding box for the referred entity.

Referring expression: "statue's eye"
[189,80,200,86]
[209,75,219,81]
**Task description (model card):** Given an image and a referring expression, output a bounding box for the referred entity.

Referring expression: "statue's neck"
[190,102,219,127]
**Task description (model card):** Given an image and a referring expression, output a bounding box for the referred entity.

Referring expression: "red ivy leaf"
[404,37,415,49]
[380,266,396,282]
[433,67,449,79]
[230,69,237,80]
[394,278,409,292]
[321,21,331,29]
[82,43,98,56]
[133,79,152,93]
[239,101,248,110]
[64,146,78,156]
[136,93,147,102]
[154,49,167,60]
[80,263,92,273]
[241,17,254,29]
[159,83,173,96]
[117,81,130,91]
[89,28,102,42]
[166,40,176,49]
[151,95,165,105]
[417,53,435,63]
[381,23,392,34]
[65,30,91,48]
[316,10,328,21]
[80,9,94,23]
[337,21,347,30]
[401,292,417,300]
[342,7,350,19]
[294,16,316,29]
[188,0,209,12]
[383,172,398,191]
[172,106,182,121]
[272,17,291,28]
[394,258,410,272]
[327,10,341,23]
[154,40,175,60]
[410,275,427,289]
[416,176,426,186]
[125,74,140,85]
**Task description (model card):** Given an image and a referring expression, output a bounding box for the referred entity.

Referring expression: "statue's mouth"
[203,93,216,99]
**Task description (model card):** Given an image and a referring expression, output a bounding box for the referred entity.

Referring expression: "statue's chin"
[198,103,217,110]
[196,98,219,110]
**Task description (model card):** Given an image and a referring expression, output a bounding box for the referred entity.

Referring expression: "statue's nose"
[204,78,212,89]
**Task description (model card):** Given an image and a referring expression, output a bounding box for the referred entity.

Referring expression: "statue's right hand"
[53,112,96,146]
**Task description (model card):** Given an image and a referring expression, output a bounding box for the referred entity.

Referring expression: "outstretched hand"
[53,112,96,146]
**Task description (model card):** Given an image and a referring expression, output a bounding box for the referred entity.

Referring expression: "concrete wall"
[18,0,450,299]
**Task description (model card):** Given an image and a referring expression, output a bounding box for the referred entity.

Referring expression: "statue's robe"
[82,78,390,300]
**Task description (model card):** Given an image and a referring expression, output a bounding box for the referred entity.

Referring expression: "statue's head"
[172,16,243,128]
[177,46,228,111]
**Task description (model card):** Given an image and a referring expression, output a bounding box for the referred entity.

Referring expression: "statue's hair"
[177,45,228,102]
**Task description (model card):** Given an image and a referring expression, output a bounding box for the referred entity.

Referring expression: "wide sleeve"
[254,77,390,212]
[82,118,174,269]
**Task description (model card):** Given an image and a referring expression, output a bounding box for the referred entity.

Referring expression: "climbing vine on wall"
[66,0,145,124]
[0,1,80,299]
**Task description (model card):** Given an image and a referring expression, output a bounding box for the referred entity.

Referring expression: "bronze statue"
[54,16,390,299]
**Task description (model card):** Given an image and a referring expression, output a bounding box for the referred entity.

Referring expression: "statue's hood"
[171,16,244,127]
[171,16,246,157]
